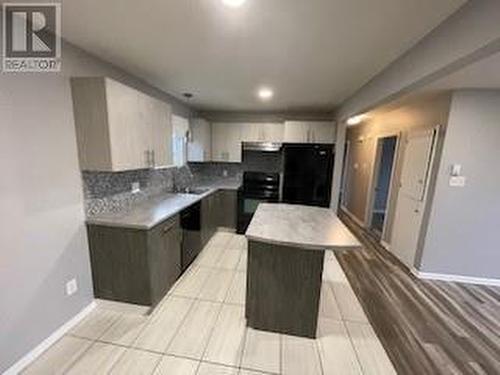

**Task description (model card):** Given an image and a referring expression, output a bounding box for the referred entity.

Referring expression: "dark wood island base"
[245,240,325,338]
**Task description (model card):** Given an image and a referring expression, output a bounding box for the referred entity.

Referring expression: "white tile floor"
[22,231,396,375]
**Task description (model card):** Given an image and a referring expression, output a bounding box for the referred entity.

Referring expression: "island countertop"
[245,203,361,251]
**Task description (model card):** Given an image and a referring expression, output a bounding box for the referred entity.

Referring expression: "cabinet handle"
[151,150,155,167]
[145,150,151,167]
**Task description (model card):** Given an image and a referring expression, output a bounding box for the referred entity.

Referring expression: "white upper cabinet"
[308,121,336,143]
[150,96,173,168]
[211,122,243,162]
[284,121,309,143]
[211,122,285,163]
[71,77,172,171]
[284,121,335,144]
[259,122,284,142]
[240,122,284,143]
[188,118,211,162]
[240,123,261,142]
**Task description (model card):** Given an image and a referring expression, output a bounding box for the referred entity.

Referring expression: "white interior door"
[390,129,436,268]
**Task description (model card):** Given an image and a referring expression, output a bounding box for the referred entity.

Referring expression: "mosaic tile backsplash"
[188,162,243,185]
[82,166,194,216]
[82,158,280,217]
[188,152,281,184]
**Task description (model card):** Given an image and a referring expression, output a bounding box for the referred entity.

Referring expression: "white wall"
[418,90,500,280]
[0,75,94,373]
[0,41,194,372]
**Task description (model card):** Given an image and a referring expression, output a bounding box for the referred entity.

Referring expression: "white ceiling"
[58,0,464,111]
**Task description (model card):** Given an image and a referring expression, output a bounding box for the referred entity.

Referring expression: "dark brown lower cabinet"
[86,189,238,307]
[87,215,182,307]
[200,189,237,248]
[245,240,325,338]
[217,189,237,230]
[201,193,215,248]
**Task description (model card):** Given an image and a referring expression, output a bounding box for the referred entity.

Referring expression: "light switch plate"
[449,176,466,187]
[450,164,462,176]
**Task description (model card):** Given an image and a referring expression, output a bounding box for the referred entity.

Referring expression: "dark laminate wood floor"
[337,212,500,375]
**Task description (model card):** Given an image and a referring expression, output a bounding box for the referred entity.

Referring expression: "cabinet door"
[211,123,225,162]
[228,124,243,162]
[148,216,181,306]
[309,122,335,144]
[201,196,212,247]
[261,123,284,142]
[284,121,308,143]
[188,118,211,162]
[211,123,242,162]
[87,225,151,305]
[240,123,260,142]
[218,190,237,229]
[209,193,218,236]
[151,99,173,167]
[71,77,113,171]
[106,78,151,170]
[137,91,155,166]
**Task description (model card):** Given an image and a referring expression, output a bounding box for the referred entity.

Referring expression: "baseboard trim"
[4,301,96,375]
[380,240,391,251]
[339,205,365,228]
[217,227,236,233]
[412,269,500,287]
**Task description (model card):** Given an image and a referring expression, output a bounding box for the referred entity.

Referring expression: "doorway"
[390,128,438,268]
[339,140,351,207]
[368,136,398,238]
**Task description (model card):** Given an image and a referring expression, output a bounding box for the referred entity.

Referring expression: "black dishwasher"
[180,201,202,272]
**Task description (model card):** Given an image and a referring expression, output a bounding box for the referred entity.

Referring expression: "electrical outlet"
[131,182,140,193]
[222,169,228,177]
[449,176,466,187]
[66,278,78,296]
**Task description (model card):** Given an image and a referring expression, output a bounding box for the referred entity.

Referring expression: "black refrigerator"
[282,144,334,208]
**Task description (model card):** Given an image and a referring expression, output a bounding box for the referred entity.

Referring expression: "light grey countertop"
[245,203,361,251]
[86,179,241,230]
[192,177,242,191]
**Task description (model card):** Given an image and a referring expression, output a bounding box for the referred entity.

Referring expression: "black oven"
[237,172,280,234]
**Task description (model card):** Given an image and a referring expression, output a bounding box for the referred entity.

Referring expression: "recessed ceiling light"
[222,0,246,7]
[347,115,366,126]
[258,87,274,101]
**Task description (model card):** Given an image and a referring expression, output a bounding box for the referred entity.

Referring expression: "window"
[172,115,190,166]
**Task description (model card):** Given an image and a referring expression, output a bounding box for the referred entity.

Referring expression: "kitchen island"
[245,203,361,338]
